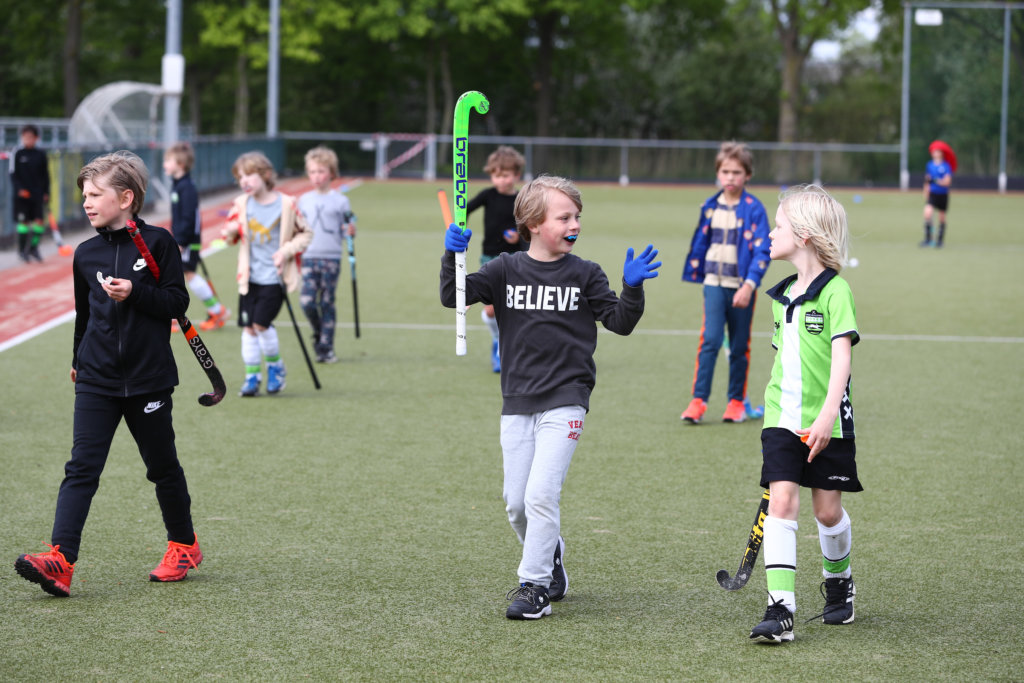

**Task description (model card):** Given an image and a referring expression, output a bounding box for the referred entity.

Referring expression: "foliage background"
[1,1,1021,178]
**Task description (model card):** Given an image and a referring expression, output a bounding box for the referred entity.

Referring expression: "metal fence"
[1,136,284,243]
[280,132,903,188]
[9,128,1018,245]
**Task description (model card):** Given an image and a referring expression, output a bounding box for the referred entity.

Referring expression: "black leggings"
[51,389,195,564]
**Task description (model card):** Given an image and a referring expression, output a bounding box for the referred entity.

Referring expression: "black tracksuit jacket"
[72,219,189,396]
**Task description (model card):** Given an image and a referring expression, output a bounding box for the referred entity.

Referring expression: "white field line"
[0,310,76,353]
[0,241,237,354]
[5,318,1022,355]
[283,321,1024,345]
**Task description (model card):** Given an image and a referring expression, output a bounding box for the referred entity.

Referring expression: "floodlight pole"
[903,1,1021,192]
[899,2,911,190]
[998,6,1010,193]
[267,0,280,137]
[163,0,182,147]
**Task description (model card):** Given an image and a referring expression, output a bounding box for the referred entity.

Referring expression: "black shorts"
[14,196,44,223]
[238,282,284,328]
[927,192,949,212]
[760,427,863,492]
[181,247,201,273]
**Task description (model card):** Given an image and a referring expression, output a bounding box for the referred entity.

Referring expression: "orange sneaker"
[150,537,203,582]
[15,544,75,597]
[722,399,747,423]
[199,308,228,332]
[680,398,707,424]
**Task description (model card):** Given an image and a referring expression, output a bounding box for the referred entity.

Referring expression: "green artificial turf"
[1,180,1022,680]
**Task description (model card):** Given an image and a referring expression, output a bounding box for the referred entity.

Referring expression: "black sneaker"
[505,583,551,620]
[817,577,855,625]
[549,536,568,602]
[749,595,794,643]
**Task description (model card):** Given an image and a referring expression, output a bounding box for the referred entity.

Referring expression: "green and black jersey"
[763,268,859,438]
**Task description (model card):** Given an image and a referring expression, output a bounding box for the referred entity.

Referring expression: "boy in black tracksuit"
[15,151,202,597]
[11,124,50,262]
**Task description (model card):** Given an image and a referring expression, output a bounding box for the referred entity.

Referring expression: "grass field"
[2,180,1023,680]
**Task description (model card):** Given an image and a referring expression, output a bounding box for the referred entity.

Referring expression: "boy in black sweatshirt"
[440,175,661,619]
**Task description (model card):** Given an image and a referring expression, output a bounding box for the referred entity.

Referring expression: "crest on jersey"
[804,309,824,335]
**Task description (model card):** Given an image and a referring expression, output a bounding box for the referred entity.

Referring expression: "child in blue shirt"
[921,140,954,248]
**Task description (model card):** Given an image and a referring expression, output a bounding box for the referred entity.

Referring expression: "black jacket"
[12,146,50,199]
[72,219,189,396]
[170,174,200,248]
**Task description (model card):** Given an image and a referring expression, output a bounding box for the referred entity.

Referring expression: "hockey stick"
[278,279,322,390]
[48,209,72,256]
[125,220,227,407]
[451,90,489,356]
[345,230,360,339]
[437,188,454,227]
[196,251,219,298]
[716,488,770,590]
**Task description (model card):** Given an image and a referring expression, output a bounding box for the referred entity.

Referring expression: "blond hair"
[231,151,277,190]
[77,150,149,215]
[778,184,849,271]
[715,140,753,177]
[164,141,195,172]
[513,175,582,243]
[304,145,339,179]
[483,146,526,176]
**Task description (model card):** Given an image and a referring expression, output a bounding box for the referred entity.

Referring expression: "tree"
[196,0,352,135]
[761,0,874,142]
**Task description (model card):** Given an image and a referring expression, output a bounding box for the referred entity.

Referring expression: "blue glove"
[445,224,472,253]
[623,244,661,288]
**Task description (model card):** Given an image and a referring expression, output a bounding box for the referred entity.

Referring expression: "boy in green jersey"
[749,185,862,644]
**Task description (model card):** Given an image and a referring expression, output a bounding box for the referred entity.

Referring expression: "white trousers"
[500,405,585,586]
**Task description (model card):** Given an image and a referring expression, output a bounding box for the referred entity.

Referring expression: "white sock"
[763,515,798,614]
[241,331,261,373]
[482,308,499,343]
[187,274,223,315]
[257,326,281,364]
[817,509,852,579]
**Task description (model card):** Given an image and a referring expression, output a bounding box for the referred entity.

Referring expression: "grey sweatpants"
[500,405,585,587]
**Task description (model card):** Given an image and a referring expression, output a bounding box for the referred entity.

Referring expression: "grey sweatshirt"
[441,250,645,414]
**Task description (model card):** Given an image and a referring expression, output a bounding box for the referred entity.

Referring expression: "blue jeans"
[690,284,755,402]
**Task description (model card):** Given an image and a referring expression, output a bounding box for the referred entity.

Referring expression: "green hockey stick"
[451,90,489,356]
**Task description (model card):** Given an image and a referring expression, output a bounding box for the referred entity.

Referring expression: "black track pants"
[51,390,195,564]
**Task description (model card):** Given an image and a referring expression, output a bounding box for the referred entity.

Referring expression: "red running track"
[0,177,331,351]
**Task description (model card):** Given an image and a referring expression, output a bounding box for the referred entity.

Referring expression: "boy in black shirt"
[466,146,525,372]
[440,175,661,619]
[11,124,50,262]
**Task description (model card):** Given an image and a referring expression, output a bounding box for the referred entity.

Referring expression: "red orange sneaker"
[680,398,707,424]
[722,399,747,423]
[15,544,75,597]
[150,537,203,582]
[198,308,228,332]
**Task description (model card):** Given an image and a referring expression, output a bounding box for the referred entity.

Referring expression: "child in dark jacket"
[15,150,202,597]
[164,141,228,331]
